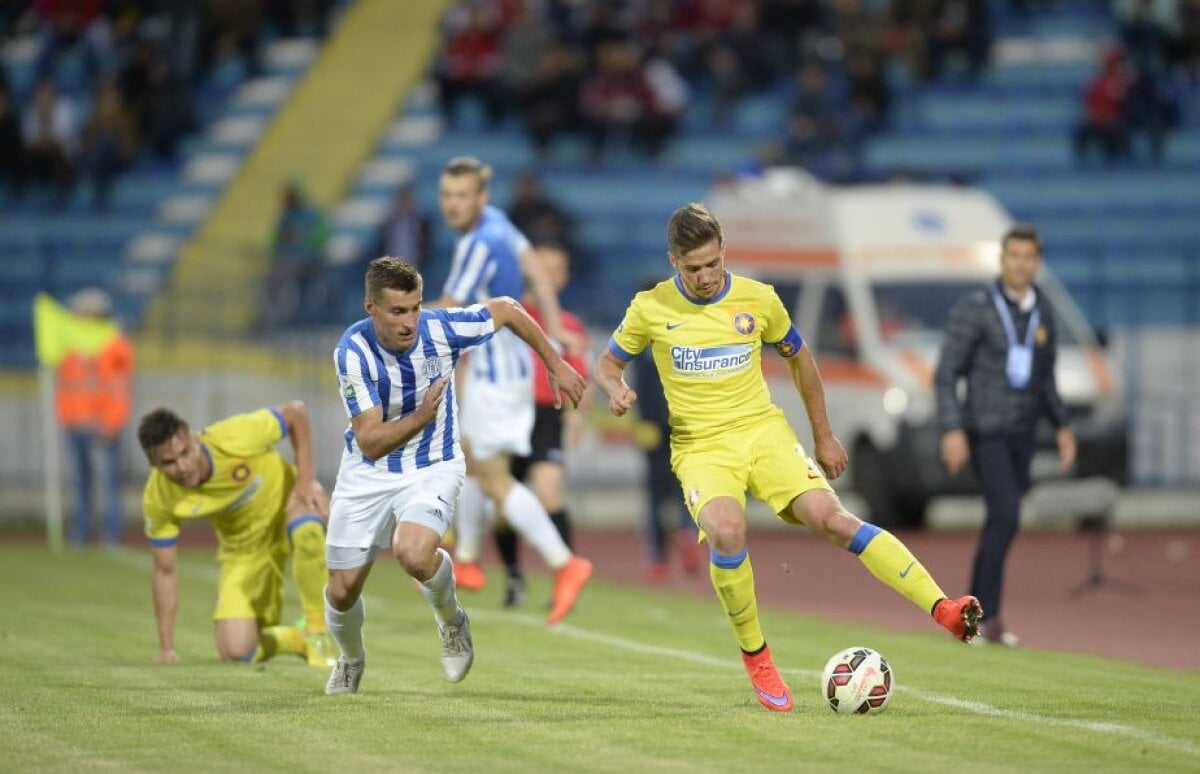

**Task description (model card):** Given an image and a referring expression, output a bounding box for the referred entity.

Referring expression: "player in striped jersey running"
[436,156,593,624]
[323,257,586,695]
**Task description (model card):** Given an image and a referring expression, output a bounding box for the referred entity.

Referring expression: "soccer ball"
[820,646,893,715]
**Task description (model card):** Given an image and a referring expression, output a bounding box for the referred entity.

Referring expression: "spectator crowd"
[0,0,338,209]
[431,0,1199,176]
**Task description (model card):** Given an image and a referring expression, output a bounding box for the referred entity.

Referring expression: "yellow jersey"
[143,408,295,556]
[607,271,804,445]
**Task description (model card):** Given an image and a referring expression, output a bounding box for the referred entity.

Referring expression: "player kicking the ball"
[594,203,982,712]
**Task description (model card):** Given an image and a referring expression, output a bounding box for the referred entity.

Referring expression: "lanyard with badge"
[990,287,1039,390]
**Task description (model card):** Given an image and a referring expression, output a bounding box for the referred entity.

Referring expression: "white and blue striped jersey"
[334,305,495,472]
[442,205,533,389]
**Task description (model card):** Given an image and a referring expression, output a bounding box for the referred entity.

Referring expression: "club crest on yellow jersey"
[733,312,756,335]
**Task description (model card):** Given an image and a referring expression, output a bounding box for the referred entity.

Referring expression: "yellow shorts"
[672,414,832,526]
[213,513,290,624]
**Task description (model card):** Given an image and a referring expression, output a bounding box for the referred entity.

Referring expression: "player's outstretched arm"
[518,246,582,354]
[278,400,328,518]
[151,544,180,664]
[487,295,585,408]
[594,350,638,417]
[785,343,848,479]
[350,382,448,460]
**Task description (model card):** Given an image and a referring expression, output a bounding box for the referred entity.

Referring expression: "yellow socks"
[250,625,307,663]
[851,524,945,613]
[288,515,328,634]
[709,548,765,653]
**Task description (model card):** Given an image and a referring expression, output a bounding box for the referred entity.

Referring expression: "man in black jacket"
[935,224,1077,646]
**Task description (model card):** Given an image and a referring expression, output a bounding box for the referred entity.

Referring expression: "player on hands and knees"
[323,257,585,695]
[140,401,335,668]
[435,156,592,624]
[594,203,982,713]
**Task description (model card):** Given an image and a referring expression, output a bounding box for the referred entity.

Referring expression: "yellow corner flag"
[33,292,119,367]
[33,292,122,554]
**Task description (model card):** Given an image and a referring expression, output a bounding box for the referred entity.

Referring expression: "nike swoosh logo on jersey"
[437,495,452,507]
[666,322,686,330]
[899,561,915,578]
[756,688,791,707]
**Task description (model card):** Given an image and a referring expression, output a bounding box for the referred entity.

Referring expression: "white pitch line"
[473,609,1200,760]
[101,552,1198,759]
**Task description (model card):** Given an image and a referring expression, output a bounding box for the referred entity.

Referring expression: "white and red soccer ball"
[821,646,893,715]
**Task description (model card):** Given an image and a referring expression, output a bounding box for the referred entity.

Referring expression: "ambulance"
[707,170,1129,527]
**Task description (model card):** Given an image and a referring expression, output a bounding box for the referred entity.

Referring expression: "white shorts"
[326,452,465,570]
[460,378,534,460]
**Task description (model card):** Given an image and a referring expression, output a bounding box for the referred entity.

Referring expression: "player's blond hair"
[443,156,492,192]
[365,256,422,301]
[667,202,723,259]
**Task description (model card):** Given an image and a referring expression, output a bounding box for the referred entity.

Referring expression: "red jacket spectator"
[526,305,588,408]
[1084,50,1131,126]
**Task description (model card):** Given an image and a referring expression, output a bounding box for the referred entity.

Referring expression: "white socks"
[455,476,571,570]
[503,482,571,569]
[324,590,365,662]
[454,477,487,563]
[418,548,461,626]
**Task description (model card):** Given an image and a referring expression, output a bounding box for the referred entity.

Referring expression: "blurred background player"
[322,258,586,695]
[595,203,982,712]
[137,402,333,667]
[56,287,134,547]
[631,339,701,583]
[433,156,592,625]
[492,244,590,607]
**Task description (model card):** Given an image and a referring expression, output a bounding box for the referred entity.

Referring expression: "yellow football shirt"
[607,272,804,445]
[143,408,295,556]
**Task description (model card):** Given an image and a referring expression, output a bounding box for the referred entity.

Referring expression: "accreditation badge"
[1006,344,1033,389]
